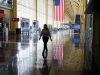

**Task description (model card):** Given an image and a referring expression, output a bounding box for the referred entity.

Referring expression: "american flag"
[54,0,65,21]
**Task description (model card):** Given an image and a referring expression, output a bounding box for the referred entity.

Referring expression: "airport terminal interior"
[0,0,100,75]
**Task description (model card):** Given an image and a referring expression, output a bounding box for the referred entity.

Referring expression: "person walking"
[39,24,52,54]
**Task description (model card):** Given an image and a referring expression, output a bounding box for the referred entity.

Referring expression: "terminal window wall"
[37,0,45,28]
[48,0,53,25]
[17,0,53,29]
[17,0,35,28]
[37,0,53,29]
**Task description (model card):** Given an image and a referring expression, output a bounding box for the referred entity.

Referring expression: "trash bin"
[16,28,21,34]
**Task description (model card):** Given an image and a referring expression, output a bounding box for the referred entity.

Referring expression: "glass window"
[17,0,35,28]
[0,0,13,8]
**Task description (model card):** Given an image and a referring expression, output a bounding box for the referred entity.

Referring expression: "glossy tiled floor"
[0,29,84,75]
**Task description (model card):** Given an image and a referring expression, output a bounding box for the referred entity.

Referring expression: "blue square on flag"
[54,0,60,6]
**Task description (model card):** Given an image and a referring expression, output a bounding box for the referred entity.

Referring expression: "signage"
[0,13,5,18]
[11,18,19,22]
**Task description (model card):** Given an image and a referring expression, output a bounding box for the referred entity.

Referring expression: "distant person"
[39,24,52,54]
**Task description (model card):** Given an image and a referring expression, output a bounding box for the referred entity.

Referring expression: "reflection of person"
[39,24,52,54]
[8,57,18,75]
[39,53,50,75]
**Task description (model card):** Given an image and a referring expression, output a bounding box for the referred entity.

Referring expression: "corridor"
[0,29,84,75]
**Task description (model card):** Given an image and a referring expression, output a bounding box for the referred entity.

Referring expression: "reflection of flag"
[54,0,64,21]
[53,44,63,65]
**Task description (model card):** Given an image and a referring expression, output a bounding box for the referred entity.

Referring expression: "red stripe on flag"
[54,6,56,20]
[58,6,60,21]
[62,0,64,20]
[60,0,62,20]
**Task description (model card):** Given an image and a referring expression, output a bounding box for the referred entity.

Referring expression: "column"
[45,0,48,24]
[34,0,38,20]
[10,0,17,34]
[92,12,100,74]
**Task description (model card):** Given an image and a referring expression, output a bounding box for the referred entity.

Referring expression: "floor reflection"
[0,30,84,75]
[39,52,50,75]
[0,48,18,75]
[7,57,18,75]
[72,34,80,48]
[53,44,63,65]
[33,33,39,43]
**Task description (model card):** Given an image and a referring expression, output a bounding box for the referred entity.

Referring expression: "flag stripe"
[60,0,62,20]
[62,0,64,20]
[54,0,64,21]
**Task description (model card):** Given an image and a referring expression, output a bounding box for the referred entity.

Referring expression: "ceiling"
[64,0,82,22]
